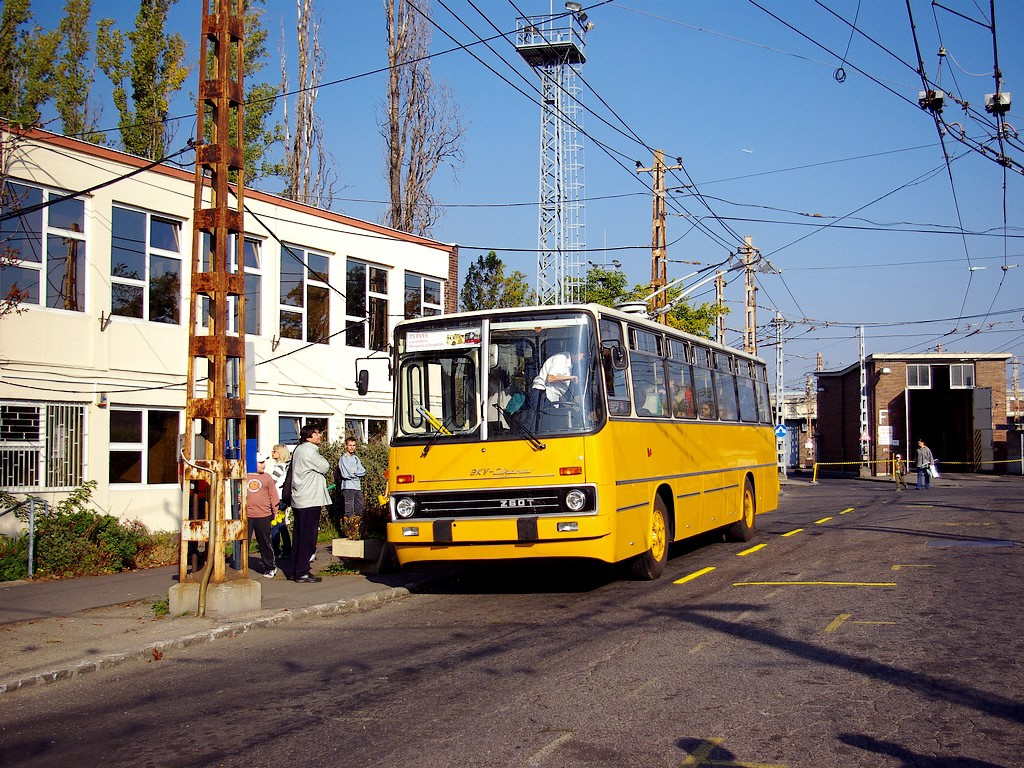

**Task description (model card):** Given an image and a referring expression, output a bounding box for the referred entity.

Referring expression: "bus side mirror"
[610,344,627,370]
[356,369,369,396]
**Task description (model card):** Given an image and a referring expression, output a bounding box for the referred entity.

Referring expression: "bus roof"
[394,303,768,365]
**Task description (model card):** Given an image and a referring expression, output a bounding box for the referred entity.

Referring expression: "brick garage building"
[815,353,1011,474]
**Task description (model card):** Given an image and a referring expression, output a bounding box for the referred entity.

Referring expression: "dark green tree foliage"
[460,252,534,311]
[578,263,726,338]
[55,0,103,143]
[96,0,189,160]
[0,0,59,127]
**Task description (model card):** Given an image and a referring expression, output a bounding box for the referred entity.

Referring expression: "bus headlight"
[395,497,416,518]
[565,489,587,512]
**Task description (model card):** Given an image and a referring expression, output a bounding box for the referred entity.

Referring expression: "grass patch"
[321,561,360,576]
[150,596,170,617]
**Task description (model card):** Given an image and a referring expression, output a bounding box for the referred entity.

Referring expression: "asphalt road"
[1,476,1021,768]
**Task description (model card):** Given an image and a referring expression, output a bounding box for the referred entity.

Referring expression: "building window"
[280,244,329,343]
[110,205,182,323]
[1,181,86,312]
[907,364,931,389]
[404,273,442,319]
[345,417,388,444]
[346,259,389,350]
[950,363,975,389]
[199,233,262,336]
[109,408,180,485]
[0,401,85,490]
[278,414,328,446]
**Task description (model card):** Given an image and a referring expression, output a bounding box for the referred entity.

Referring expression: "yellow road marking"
[825,613,850,633]
[733,581,896,587]
[839,507,854,514]
[942,522,993,527]
[827,614,898,633]
[891,564,935,571]
[675,566,716,584]
[737,544,766,556]
[781,528,803,537]
[814,516,833,524]
[678,737,788,767]
[689,640,713,655]
[852,620,898,625]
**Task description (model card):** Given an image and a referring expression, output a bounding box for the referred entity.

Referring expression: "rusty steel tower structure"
[515,4,591,305]
[180,0,248,602]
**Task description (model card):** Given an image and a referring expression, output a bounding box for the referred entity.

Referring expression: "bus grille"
[411,488,565,519]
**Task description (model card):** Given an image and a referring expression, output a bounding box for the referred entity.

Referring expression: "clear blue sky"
[82,1,1024,389]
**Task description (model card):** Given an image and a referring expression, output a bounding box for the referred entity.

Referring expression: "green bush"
[6,481,151,579]
[0,533,29,581]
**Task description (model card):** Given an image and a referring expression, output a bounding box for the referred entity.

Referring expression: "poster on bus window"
[405,328,481,352]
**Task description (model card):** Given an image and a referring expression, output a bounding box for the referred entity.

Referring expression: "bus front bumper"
[387,514,613,564]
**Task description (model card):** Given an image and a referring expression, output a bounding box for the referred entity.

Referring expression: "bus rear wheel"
[630,496,669,580]
[726,478,756,542]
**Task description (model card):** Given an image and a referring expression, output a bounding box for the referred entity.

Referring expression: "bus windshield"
[393,312,604,443]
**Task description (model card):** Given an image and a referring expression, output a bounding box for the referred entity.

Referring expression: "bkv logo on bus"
[469,467,531,476]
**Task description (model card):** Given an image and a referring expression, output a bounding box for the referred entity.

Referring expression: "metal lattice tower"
[516,8,590,305]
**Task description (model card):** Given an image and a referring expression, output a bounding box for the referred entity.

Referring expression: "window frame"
[404,272,443,319]
[950,363,975,389]
[110,204,183,324]
[0,401,85,491]
[278,414,329,447]
[108,407,182,486]
[345,258,390,351]
[280,243,331,344]
[1,181,87,313]
[907,364,931,389]
[198,232,263,336]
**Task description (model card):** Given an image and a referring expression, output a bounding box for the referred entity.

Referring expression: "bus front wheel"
[726,478,756,542]
[631,496,669,580]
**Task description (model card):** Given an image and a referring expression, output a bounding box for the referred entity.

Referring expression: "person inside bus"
[640,383,666,416]
[530,343,584,429]
[531,344,581,406]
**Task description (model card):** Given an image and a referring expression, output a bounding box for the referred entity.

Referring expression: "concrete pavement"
[0,542,445,695]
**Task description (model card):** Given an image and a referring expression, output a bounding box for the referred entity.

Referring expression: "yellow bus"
[385,303,779,579]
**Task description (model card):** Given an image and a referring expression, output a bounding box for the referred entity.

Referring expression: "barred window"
[0,402,85,490]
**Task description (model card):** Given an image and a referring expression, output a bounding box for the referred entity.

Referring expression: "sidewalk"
[0,543,446,695]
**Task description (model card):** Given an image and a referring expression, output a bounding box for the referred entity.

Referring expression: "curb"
[0,586,411,695]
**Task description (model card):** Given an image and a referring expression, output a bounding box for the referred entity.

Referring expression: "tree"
[55,0,103,144]
[460,252,533,311]
[383,0,463,236]
[578,264,725,338]
[279,0,335,206]
[96,0,189,160]
[0,0,59,130]
[579,264,630,308]
[240,0,283,185]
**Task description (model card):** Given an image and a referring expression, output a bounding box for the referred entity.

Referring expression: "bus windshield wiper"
[499,406,546,451]
[418,406,453,457]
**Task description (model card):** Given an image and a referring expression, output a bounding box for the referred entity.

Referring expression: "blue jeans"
[916,467,930,489]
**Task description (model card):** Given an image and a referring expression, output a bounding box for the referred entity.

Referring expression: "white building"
[0,126,458,533]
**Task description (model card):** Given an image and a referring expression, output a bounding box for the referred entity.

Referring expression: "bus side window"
[600,317,630,416]
[692,349,717,420]
[668,361,695,418]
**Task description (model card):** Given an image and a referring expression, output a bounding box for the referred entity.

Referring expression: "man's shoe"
[295,574,322,583]
[264,568,277,579]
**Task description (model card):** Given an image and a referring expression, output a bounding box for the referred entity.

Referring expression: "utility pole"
[775,311,786,479]
[173,0,254,618]
[714,270,725,345]
[859,325,869,476]
[637,149,682,322]
[740,236,758,354]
